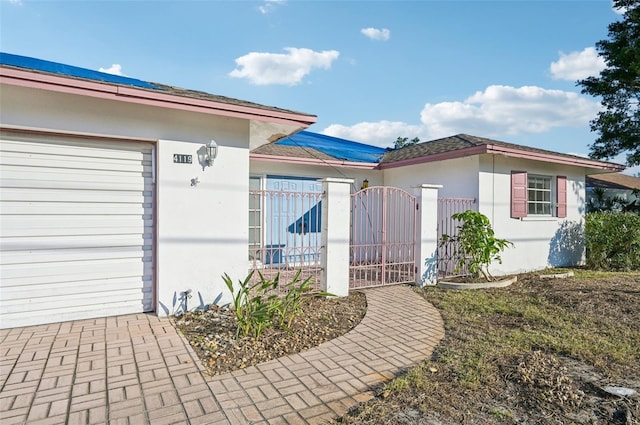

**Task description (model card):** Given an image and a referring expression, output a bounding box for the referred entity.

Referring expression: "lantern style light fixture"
[205,140,218,166]
[196,140,219,171]
[361,179,369,189]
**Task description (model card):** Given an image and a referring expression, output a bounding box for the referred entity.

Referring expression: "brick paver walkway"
[0,285,444,425]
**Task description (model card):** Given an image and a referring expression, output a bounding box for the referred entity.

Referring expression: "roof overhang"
[0,66,316,147]
[378,144,626,173]
[250,153,379,170]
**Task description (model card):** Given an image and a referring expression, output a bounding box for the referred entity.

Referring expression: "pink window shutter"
[557,176,567,218]
[511,171,527,218]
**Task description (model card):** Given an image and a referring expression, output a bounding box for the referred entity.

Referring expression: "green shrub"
[585,211,640,271]
[276,270,317,330]
[439,210,513,281]
[222,271,279,338]
[222,270,332,338]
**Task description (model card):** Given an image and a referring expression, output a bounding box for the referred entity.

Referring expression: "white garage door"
[0,131,154,328]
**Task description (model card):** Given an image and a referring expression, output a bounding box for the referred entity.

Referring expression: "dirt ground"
[172,291,367,376]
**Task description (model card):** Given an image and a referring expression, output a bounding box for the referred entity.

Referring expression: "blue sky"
[2,0,637,175]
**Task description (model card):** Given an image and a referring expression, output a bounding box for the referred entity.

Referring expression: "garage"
[0,130,154,328]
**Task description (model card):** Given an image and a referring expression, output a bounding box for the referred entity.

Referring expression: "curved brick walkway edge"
[210,284,445,425]
[0,285,444,425]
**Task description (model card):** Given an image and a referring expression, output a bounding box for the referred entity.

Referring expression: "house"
[250,133,625,276]
[0,52,626,329]
[586,172,640,212]
[0,52,316,328]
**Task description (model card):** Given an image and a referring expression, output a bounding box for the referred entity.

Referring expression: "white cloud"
[421,85,600,138]
[7,0,23,5]
[229,47,339,86]
[323,121,424,148]
[259,0,285,14]
[361,27,390,41]
[99,64,124,76]
[550,47,606,81]
[321,85,601,147]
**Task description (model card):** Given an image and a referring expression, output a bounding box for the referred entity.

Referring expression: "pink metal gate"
[350,186,417,289]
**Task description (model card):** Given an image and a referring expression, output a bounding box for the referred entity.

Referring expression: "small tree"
[393,136,420,149]
[439,211,513,281]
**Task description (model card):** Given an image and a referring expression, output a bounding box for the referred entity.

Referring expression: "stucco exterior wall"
[381,156,480,199]
[381,154,586,275]
[479,155,586,275]
[156,140,249,315]
[1,83,252,315]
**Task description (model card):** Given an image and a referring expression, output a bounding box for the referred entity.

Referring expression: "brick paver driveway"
[0,285,444,424]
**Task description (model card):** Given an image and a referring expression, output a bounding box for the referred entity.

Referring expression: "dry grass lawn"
[334,270,640,425]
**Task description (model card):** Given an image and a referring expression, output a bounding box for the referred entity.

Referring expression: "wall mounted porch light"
[198,140,218,169]
[361,179,369,189]
[205,140,218,166]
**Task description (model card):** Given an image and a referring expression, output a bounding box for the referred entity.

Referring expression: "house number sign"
[173,154,192,164]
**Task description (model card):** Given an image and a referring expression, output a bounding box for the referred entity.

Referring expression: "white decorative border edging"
[437,275,518,290]
[539,271,574,279]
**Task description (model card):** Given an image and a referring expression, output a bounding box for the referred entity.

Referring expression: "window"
[527,175,552,215]
[511,171,566,219]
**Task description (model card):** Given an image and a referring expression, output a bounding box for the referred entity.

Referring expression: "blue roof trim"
[276,131,387,163]
[0,52,158,90]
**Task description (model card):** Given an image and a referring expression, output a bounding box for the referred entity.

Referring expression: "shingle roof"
[252,132,625,172]
[251,143,337,161]
[586,173,640,190]
[252,131,387,163]
[380,134,482,163]
[379,134,603,165]
[149,83,313,117]
[0,52,315,119]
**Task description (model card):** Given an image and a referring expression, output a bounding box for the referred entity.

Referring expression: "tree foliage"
[587,187,640,213]
[585,211,640,270]
[578,0,640,166]
[394,136,420,149]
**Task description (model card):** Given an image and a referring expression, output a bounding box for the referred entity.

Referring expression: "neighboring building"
[586,173,640,212]
[251,133,625,275]
[0,52,316,328]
